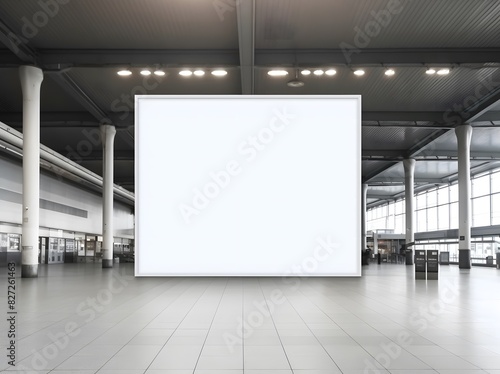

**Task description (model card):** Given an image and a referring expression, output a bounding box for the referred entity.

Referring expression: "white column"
[361,183,368,250]
[19,66,43,278]
[455,124,472,269]
[403,159,416,265]
[101,124,116,268]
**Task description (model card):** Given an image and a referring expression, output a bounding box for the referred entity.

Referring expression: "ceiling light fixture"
[301,69,311,76]
[117,69,132,76]
[154,70,165,76]
[437,68,450,75]
[353,69,365,76]
[313,69,324,76]
[287,69,305,88]
[194,70,205,76]
[140,69,152,76]
[426,68,436,75]
[384,69,395,76]
[267,69,288,77]
[179,70,192,77]
[211,69,228,76]
[325,69,337,76]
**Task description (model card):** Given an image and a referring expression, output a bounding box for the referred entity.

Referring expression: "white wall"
[0,157,134,238]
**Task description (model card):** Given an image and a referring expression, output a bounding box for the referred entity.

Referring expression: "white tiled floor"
[1,263,500,373]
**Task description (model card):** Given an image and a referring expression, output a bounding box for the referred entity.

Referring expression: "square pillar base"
[459,249,471,269]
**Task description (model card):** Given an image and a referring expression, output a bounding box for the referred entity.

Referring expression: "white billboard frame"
[135,95,361,277]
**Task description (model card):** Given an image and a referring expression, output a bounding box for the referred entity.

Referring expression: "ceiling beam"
[2,110,452,128]
[54,150,134,161]
[0,11,113,128]
[236,0,255,94]
[2,111,97,125]
[472,111,500,122]
[1,112,133,128]
[0,49,24,66]
[363,150,407,158]
[1,48,499,69]
[363,111,448,123]
[39,49,240,69]
[47,72,110,124]
[0,17,36,63]
[255,48,500,66]
[460,86,500,124]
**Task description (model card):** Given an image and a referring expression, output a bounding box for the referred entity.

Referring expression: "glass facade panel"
[427,207,438,231]
[438,186,449,205]
[450,202,459,229]
[427,189,437,207]
[492,194,500,225]
[472,195,490,227]
[437,204,449,230]
[417,209,426,232]
[416,193,426,210]
[395,213,405,234]
[367,168,500,243]
[492,171,500,193]
[472,174,490,198]
[450,183,458,202]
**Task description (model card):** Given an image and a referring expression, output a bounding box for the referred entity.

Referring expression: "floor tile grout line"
[296,277,477,372]
[191,278,229,373]
[52,277,183,372]
[96,277,210,373]
[257,277,295,374]
[266,277,344,374]
[295,278,400,372]
[136,278,216,373]
[2,268,181,372]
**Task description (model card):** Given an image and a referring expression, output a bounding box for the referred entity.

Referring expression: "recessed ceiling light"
[313,69,324,76]
[140,69,152,76]
[301,69,311,76]
[426,68,436,75]
[353,69,365,76]
[325,69,337,76]
[194,70,205,76]
[211,69,227,76]
[117,69,132,76]
[437,68,450,75]
[179,70,192,77]
[154,70,165,76]
[267,69,288,77]
[384,69,395,76]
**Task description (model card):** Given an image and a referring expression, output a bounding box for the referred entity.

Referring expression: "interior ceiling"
[1,0,500,204]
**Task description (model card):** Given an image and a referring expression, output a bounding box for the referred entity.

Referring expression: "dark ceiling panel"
[0,0,238,49]
[256,0,500,49]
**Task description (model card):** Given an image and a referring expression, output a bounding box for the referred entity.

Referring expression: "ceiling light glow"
[353,69,365,76]
[267,70,288,77]
[437,68,450,75]
[325,69,337,76]
[140,69,152,76]
[117,69,132,76]
[313,69,324,76]
[301,69,311,76]
[154,70,165,76]
[194,70,205,76]
[426,68,436,75]
[384,69,395,76]
[179,70,193,77]
[211,69,228,76]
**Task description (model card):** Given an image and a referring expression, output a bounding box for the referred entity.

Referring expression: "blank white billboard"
[135,95,361,276]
